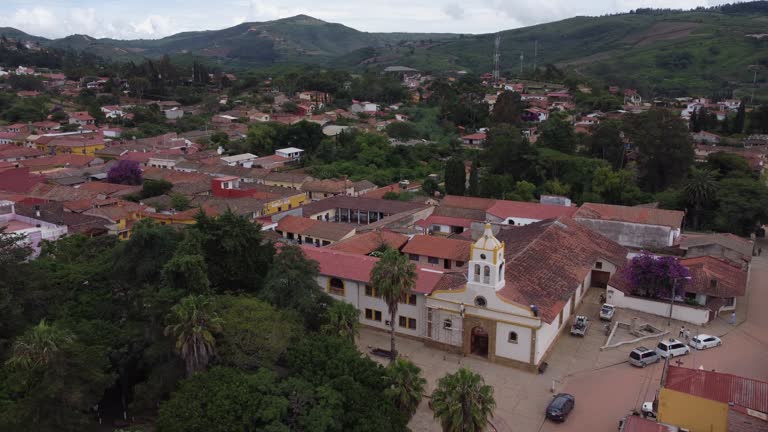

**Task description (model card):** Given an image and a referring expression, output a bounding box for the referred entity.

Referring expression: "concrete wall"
[607,288,711,325]
[658,388,728,432]
[686,244,749,266]
[575,218,674,248]
[408,254,466,271]
[495,322,533,363]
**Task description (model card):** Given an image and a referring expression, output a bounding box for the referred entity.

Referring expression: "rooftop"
[665,366,768,414]
[327,230,409,255]
[574,203,685,229]
[487,200,577,221]
[402,235,471,261]
[300,195,427,218]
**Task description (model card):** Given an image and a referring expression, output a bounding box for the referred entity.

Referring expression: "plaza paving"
[357,242,768,432]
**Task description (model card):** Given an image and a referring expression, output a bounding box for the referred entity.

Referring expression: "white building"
[275,147,304,161]
[221,153,258,168]
[0,201,68,256]
[303,218,628,371]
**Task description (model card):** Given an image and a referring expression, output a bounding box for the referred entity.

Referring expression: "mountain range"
[2,3,768,97]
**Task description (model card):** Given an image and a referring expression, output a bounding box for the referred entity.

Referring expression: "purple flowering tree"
[107,160,143,185]
[623,252,691,299]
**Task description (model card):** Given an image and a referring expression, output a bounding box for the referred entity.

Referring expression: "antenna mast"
[492,34,501,82]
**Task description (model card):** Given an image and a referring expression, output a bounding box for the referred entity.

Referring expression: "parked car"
[600,304,616,321]
[570,315,589,336]
[629,346,661,368]
[641,401,657,419]
[656,339,690,358]
[546,393,575,422]
[689,334,722,350]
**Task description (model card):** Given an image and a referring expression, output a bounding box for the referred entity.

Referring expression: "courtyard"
[357,244,768,432]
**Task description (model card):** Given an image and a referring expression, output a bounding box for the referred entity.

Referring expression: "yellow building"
[658,366,768,432]
[36,135,106,156]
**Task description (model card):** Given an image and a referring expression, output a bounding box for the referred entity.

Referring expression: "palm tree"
[683,169,718,230]
[370,248,416,363]
[6,320,75,369]
[431,368,496,432]
[164,295,223,377]
[386,358,426,419]
[321,301,360,342]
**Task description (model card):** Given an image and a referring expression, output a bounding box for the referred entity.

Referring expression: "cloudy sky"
[1,0,725,39]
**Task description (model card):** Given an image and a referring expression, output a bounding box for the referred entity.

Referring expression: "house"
[607,255,746,325]
[35,135,106,156]
[221,153,258,168]
[327,230,409,255]
[275,147,304,161]
[349,102,380,113]
[679,233,754,266]
[301,178,354,201]
[262,171,314,189]
[101,105,125,119]
[251,155,290,170]
[619,415,679,432]
[211,176,308,215]
[68,112,95,126]
[299,195,428,225]
[0,200,68,255]
[148,154,185,169]
[84,200,143,239]
[573,203,685,249]
[402,235,471,270]
[461,133,487,147]
[351,180,377,197]
[416,214,475,235]
[163,107,184,120]
[0,145,44,162]
[521,108,549,122]
[425,219,627,371]
[249,112,271,122]
[275,215,356,246]
[657,366,768,432]
[624,89,642,106]
[16,201,108,236]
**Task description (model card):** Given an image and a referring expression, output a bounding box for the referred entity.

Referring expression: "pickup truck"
[600,304,616,321]
[570,315,589,337]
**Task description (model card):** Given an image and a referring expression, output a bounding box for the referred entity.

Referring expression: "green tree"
[444,158,466,196]
[321,301,360,342]
[164,295,223,377]
[705,152,753,179]
[162,231,210,295]
[139,179,173,199]
[683,169,718,230]
[194,210,274,293]
[590,167,649,206]
[385,122,419,140]
[538,112,577,154]
[467,159,480,197]
[732,101,746,134]
[588,119,625,169]
[157,367,289,432]
[245,123,277,155]
[627,109,694,193]
[422,178,439,197]
[714,177,768,235]
[542,179,571,197]
[214,296,300,370]
[386,358,426,419]
[490,91,522,125]
[170,193,190,211]
[128,77,150,102]
[370,249,416,362]
[747,105,768,134]
[0,227,32,353]
[431,368,496,432]
[260,244,331,331]
[5,320,74,369]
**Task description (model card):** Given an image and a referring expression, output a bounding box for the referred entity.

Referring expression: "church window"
[508,331,518,344]
[443,319,453,330]
[474,296,487,307]
[483,266,491,284]
[474,264,480,282]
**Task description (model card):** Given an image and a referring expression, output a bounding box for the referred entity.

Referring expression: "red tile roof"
[441,195,496,211]
[461,133,487,140]
[402,235,471,262]
[487,200,576,221]
[679,256,747,298]
[574,203,684,229]
[300,246,461,294]
[665,366,768,413]
[19,155,95,170]
[621,416,677,432]
[77,182,141,196]
[327,230,409,255]
[417,215,476,229]
[496,217,628,323]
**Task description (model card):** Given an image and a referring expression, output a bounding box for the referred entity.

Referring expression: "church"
[303,217,628,372]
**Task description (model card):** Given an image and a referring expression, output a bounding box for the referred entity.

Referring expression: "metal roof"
[666,366,768,413]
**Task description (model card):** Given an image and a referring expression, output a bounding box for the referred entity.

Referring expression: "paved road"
[542,248,768,432]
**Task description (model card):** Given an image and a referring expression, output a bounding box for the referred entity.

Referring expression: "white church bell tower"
[468,223,505,291]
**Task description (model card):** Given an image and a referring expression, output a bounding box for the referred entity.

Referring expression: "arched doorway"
[470,326,489,357]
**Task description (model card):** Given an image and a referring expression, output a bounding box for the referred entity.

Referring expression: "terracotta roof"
[352,180,377,192]
[69,111,94,120]
[20,155,96,170]
[77,182,140,196]
[433,205,487,221]
[487,200,577,221]
[574,203,684,229]
[15,202,108,234]
[301,178,352,194]
[665,366,768,413]
[276,215,356,241]
[679,233,754,261]
[299,246,460,294]
[190,196,266,217]
[462,133,487,140]
[402,235,471,261]
[728,407,768,432]
[276,215,318,234]
[496,217,628,323]
[264,171,313,185]
[327,230,409,255]
[418,215,475,229]
[441,195,496,211]
[679,256,747,298]
[0,145,43,159]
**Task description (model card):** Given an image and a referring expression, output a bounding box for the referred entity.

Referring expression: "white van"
[656,339,690,358]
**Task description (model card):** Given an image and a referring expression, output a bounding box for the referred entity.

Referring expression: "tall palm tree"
[683,169,718,230]
[6,320,75,369]
[387,358,426,419]
[370,248,416,363]
[431,368,496,432]
[321,301,360,342]
[164,295,223,377]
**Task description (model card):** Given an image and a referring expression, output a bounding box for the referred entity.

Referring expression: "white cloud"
[130,15,175,37]
[442,3,465,20]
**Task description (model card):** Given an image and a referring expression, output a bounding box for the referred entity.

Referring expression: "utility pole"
[492,34,501,82]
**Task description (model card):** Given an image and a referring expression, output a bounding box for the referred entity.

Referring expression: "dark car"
[546,393,575,422]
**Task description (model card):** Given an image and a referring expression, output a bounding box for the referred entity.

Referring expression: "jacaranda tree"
[622,252,691,298]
